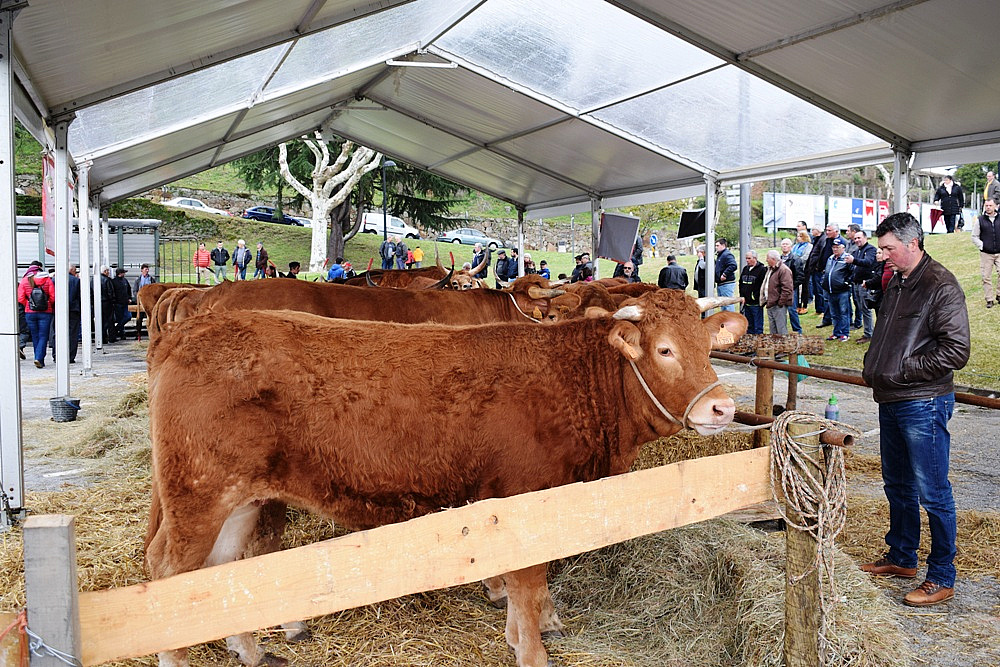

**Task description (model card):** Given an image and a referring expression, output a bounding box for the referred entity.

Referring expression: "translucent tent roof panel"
[241,67,382,132]
[593,66,882,173]
[13,0,314,108]
[99,149,231,203]
[69,47,284,157]
[751,0,1000,143]
[366,67,566,145]
[494,118,699,193]
[87,114,243,183]
[620,0,886,55]
[329,109,479,167]
[215,112,340,164]
[437,0,723,112]
[432,149,578,205]
[265,0,460,95]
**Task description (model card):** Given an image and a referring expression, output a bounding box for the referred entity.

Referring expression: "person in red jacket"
[17,262,56,368]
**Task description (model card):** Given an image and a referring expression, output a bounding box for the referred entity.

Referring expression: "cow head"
[606,291,746,436]
[506,274,567,319]
[447,248,491,290]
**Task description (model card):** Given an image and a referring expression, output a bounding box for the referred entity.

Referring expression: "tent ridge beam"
[738,0,932,60]
[603,0,908,148]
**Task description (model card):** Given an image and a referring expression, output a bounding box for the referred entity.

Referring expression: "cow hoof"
[489,596,507,609]
[542,629,566,640]
[257,653,288,667]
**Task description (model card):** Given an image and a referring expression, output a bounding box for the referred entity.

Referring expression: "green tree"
[953,163,995,205]
[232,136,465,267]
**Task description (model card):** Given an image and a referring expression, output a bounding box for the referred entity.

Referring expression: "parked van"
[361,211,421,238]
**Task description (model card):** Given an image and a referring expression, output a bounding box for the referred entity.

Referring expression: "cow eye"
[659,347,673,357]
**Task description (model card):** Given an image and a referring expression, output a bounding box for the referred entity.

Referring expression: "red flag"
[930,208,943,231]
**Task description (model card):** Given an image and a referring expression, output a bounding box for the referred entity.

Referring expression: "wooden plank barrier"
[0,611,22,667]
[25,448,771,666]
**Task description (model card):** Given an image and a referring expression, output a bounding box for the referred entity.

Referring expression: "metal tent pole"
[0,5,24,530]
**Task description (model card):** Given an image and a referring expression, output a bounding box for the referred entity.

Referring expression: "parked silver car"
[435,227,504,249]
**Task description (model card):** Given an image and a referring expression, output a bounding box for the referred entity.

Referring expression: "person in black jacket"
[210,240,230,282]
[971,198,1000,307]
[67,264,81,363]
[100,265,117,343]
[714,238,738,311]
[933,174,965,233]
[738,250,766,334]
[657,255,689,290]
[111,268,133,340]
[809,223,848,328]
[693,245,707,298]
[471,243,488,280]
[494,249,512,288]
[844,229,878,342]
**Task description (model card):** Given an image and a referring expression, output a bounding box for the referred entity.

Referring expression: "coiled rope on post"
[768,410,859,663]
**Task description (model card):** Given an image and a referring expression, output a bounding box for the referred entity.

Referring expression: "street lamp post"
[381,157,397,244]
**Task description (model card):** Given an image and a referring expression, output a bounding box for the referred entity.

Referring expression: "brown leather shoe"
[856,336,871,344]
[904,580,954,607]
[859,557,917,578]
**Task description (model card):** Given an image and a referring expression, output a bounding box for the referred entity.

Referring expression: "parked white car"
[162,197,231,216]
[361,211,421,238]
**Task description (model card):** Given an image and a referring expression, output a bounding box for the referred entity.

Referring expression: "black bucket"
[50,397,81,423]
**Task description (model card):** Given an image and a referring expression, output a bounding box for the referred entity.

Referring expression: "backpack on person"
[28,277,48,311]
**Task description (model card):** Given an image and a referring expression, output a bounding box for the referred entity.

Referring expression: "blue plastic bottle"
[825,394,839,421]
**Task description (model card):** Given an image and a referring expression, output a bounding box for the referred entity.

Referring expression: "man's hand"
[844,254,854,264]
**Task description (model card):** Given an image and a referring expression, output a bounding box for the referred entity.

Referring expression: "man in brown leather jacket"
[860,212,970,607]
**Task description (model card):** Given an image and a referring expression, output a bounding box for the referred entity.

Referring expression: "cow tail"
[143,475,163,569]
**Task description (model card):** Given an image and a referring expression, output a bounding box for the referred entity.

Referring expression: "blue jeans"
[811,272,827,315]
[788,291,802,333]
[25,311,52,364]
[717,282,735,311]
[878,395,957,587]
[235,265,247,280]
[827,290,851,337]
[742,305,763,334]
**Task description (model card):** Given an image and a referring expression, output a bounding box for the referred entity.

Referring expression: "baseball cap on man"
[116,267,127,275]
[832,238,846,247]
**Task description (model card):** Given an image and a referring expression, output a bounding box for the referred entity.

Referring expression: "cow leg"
[502,564,554,667]
[240,501,311,643]
[482,575,508,608]
[209,502,293,667]
[485,574,562,637]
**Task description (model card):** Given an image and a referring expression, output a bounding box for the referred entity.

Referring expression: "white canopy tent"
[2,0,999,526]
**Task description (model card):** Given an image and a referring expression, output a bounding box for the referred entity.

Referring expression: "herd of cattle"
[138,263,748,667]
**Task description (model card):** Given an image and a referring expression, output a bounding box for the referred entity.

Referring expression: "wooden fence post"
[23,515,81,667]
[753,346,774,447]
[784,420,822,667]
[786,367,799,411]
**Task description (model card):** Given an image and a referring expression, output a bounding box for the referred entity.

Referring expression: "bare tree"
[279,131,381,272]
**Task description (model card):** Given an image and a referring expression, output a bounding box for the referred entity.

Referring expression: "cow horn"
[694,296,743,313]
[365,272,380,287]
[469,247,491,277]
[612,304,644,321]
[527,286,565,299]
[424,268,455,290]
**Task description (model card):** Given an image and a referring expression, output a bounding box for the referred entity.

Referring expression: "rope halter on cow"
[614,294,742,430]
[627,359,720,429]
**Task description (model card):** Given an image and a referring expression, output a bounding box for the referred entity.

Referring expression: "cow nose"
[711,397,736,420]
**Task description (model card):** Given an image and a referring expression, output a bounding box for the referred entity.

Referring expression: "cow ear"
[703,311,748,350]
[584,306,611,319]
[609,320,643,361]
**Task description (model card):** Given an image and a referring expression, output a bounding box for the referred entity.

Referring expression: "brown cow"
[144,291,746,667]
[147,287,207,338]
[137,283,211,336]
[343,264,448,288]
[183,277,566,326]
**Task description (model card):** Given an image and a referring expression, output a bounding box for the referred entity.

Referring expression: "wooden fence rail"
[24,448,771,666]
